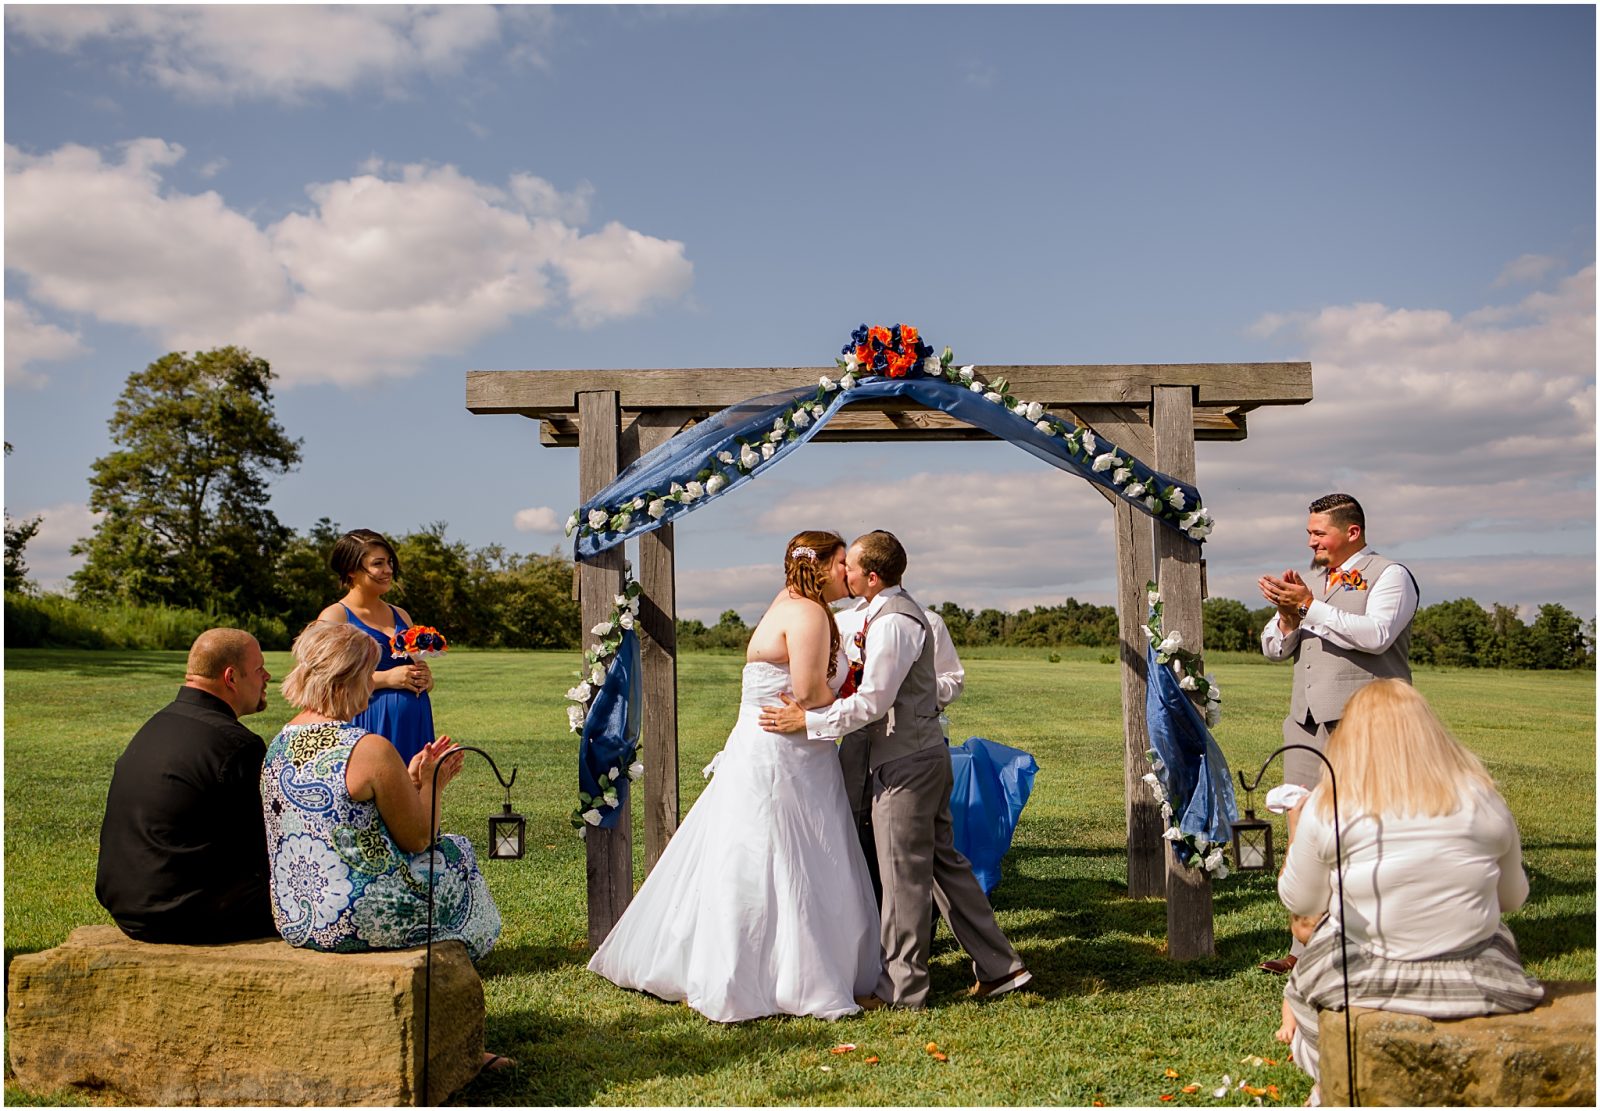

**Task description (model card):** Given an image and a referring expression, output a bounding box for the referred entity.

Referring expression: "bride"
[587,530,882,1022]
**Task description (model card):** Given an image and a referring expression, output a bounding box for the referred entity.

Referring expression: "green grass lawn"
[5,647,1593,1105]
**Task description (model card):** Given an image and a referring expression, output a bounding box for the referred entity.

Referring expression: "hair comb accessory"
[789,545,817,561]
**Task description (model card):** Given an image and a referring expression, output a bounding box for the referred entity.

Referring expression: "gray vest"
[845,592,946,771]
[1290,552,1415,725]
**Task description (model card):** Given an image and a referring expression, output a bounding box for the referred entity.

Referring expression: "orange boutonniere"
[1328,568,1369,591]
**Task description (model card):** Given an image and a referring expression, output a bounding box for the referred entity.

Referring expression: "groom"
[761,531,1031,1009]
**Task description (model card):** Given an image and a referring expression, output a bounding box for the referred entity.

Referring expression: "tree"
[1202,597,1255,652]
[273,517,345,628]
[1527,603,1589,670]
[1410,598,1494,667]
[717,609,747,630]
[4,443,42,595]
[71,347,302,616]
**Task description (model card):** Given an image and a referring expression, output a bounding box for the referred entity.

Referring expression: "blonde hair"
[1312,679,1498,821]
[186,628,258,679]
[280,622,380,721]
[784,530,844,680]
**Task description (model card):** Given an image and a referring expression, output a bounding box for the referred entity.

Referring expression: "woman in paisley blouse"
[261,621,501,961]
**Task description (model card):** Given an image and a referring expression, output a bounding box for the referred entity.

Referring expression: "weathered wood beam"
[1152,385,1215,960]
[627,411,689,873]
[469,362,1311,413]
[537,403,1246,447]
[578,391,631,950]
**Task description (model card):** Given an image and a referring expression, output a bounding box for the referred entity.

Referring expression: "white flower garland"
[566,343,1216,545]
[1140,583,1228,877]
[567,573,645,832]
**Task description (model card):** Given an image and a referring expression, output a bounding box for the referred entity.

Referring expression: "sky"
[4,4,1595,626]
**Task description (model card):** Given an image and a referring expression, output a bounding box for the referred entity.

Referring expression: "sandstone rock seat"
[6,924,484,1106]
[1319,980,1595,1106]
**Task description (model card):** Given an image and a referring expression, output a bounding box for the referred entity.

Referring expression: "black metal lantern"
[424,745,519,1105]
[488,798,526,860]
[1231,772,1275,872]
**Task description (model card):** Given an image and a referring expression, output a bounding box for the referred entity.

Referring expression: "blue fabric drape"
[575,376,1204,560]
[1144,643,1237,864]
[948,736,1039,894]
[579,628,641,830]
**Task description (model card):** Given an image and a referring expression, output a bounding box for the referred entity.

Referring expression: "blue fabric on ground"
[948,736,1039,894]
[1144,643,1237,865]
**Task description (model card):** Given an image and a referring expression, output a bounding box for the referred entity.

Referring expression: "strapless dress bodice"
[740,661,792,704]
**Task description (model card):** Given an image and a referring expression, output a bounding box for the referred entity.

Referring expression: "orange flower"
[1182,1084,1201,1094]
[869,325,892,347]
[855,343,873,365]
[1265,1084,1281,1099]
[931,1051,948,1062]
[1243,1085,1267,1097]
[864,1055,880,1065]
[1163,1069,1180,1078]
[925,1042,939,1053]
[829,1043,856,1055]
[900,324,920,347]
[1159,1095,1174,1102]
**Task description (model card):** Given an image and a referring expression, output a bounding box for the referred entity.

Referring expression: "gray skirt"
[1284,918,1544,1081]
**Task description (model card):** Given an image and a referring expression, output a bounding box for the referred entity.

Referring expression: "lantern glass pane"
[1239,829,1267,869]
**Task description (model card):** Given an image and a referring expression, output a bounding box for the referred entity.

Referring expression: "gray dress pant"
[869,744,1023,1008]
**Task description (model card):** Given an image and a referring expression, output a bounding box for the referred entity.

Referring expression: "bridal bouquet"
[392,625,448,660]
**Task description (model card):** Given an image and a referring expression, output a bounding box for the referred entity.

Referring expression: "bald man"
[96,628,277,944]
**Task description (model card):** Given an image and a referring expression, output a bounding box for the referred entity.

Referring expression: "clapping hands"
[407,736,465,791]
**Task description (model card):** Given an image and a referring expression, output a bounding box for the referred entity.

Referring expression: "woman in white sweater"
[1277,679,1543,1091]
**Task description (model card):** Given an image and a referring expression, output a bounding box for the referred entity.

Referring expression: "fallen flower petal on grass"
[864,1056,880,1065]
[1265,1084,1281,1099]
[1164,1068,1181,1078]
[926,1042,939,1053]
[1243,1085,1267,1097]
[931,1051,948,1062]
[1182,1084,1201,1094]
[829,1044,856,1055]
[819,1065,832,1072]
[1159,1094,1175,1102]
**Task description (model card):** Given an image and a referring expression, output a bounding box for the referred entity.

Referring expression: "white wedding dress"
[587,659,882,1022]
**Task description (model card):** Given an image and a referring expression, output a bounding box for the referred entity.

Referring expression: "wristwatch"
[1296,601,1310,619]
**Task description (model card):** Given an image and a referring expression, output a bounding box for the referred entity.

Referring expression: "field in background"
[5,648,1592,1105]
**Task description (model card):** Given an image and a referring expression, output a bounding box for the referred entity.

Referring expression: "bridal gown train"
[587,660,882,1022]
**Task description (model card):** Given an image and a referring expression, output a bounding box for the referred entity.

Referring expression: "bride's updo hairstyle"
[783,530,844,679]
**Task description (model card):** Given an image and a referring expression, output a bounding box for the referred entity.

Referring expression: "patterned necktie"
[837,617,870,698]
[1327,567,1368,591]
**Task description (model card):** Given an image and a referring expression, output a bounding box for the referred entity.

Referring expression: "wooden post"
[1114,501,1163,897]
[628,411,688,872]
[1074,404,1166,899]
[578,390,631,950]
[1152,385,1215,960]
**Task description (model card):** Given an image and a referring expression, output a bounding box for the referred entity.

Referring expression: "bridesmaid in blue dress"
[318,529,437,765]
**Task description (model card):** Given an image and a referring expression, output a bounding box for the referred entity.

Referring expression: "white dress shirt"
[806,585,926,741]
[1261,548,1419,660]
[834,593,965,709]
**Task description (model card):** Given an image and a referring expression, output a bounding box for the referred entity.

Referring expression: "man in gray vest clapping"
[1256,492,1419,971]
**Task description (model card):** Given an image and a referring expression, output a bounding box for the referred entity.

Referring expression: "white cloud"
[5,5,544,103]
[1493,252,1562,288]
[5,300,87,386]
[7,501,101,593]
[513,506,560,533]
[5,140,694,385]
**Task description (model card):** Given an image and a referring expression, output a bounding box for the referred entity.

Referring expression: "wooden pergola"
[467,361,1313,959]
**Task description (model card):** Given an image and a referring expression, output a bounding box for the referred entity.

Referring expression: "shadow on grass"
[457,1001,863,1106]
[2,651,184,676]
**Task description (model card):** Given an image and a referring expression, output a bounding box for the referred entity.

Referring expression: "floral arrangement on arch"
[1139,582,1228,877]
[567,574,645,832]
[565,324,1217,546]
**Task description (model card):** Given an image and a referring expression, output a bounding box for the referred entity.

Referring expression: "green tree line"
[4,346,1591,669]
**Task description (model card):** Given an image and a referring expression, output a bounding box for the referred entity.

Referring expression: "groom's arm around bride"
[761,531,1030,1010]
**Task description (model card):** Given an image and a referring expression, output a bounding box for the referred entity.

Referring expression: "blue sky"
[5,4,1594,623]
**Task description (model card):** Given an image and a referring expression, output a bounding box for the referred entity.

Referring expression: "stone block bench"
[1319,981,1595,1106]
[6,925,484,1106]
